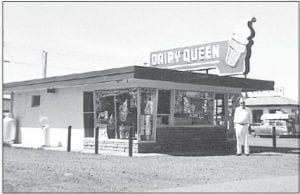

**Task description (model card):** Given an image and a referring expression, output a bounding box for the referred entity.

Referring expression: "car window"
[276,121,284,126]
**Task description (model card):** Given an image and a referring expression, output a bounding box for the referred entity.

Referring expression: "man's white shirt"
[234,106,253,125]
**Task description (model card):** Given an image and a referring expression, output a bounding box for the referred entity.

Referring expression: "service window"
[157,90,171,126]
[94,89,138,140]
[83,92,94,138]
[31,95,40,107]
[174,90,214,126]
[140,88,157,141]
[227,94,240,139]
[214,94,225,125]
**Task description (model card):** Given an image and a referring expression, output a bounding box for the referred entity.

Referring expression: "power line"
[4,42,103,72]
[3,60,41,66]
[4,40,107,60]
[4,59,89,72]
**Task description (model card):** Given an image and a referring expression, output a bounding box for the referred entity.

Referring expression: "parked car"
[251,113,295,137]
[249,123,260,135]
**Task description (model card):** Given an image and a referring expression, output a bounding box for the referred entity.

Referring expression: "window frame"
[31,95,41,107]
[174,90,215,126]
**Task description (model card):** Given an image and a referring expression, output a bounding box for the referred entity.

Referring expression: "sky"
[2,2,299,101]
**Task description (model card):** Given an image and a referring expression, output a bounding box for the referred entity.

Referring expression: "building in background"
[245,96,299,127]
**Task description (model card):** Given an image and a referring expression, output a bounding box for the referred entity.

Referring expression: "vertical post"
[169,90,175,127]
[272,126,276,149]
[128,127,133,157]
[224,94,228,129]
[114,96,118,139]
[95,126,99,154]
[42,50,47,78]
[10,92,14,115]
[137,88,141,141]
[153,89,159,141]
[67,125,72,152]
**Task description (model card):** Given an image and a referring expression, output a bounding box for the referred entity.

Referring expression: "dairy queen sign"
[150,17,256,76]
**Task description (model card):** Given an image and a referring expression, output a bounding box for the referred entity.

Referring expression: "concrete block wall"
[83,127,234,154]
[84,139,138,153]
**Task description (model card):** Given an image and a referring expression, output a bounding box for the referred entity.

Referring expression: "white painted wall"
[13,87,85,128]
[13,86,90,148]
[18,127,83,149]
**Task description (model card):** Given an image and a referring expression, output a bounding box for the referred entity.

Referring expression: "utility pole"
[42,50,47,78]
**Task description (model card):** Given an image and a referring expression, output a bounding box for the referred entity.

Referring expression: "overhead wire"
[4,42,95,71]
[4,60,89,72]
[3,40,115,72]
[3,60,41,67]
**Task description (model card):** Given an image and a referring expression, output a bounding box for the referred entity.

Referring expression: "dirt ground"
[3,136,299,192]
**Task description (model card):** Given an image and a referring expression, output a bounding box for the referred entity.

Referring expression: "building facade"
[4,66,274,153]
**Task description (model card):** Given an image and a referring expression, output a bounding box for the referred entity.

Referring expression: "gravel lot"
[3,136,299,192]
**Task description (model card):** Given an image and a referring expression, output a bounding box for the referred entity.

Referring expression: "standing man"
[234,97,252,156]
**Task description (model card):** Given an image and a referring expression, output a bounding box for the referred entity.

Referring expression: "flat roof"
[245,96,299,106]
[3,66,274,92]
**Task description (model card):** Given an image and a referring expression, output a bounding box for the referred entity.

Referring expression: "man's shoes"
[236,154,242,156]
[245,154,250,156]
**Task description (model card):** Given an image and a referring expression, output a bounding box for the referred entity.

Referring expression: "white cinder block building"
[4,66,274,153]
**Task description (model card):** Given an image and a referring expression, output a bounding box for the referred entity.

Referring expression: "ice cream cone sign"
[225,17,256,69]
[232,17,256,45]
[150,17,256,76]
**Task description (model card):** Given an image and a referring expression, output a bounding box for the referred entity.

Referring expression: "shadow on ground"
[162,150,232,157]
[250,146,300,155]
[162,146,300,157]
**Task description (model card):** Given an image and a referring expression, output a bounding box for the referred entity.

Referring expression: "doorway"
[94,90,137,140]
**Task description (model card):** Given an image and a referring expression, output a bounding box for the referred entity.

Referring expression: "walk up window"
[94,89,137,140]
[227,94,240,139]
[214,94,225,125]
[174,90,214,126]
[140,88,157,141]
[83,92,94,137]
[157,90,171,126]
